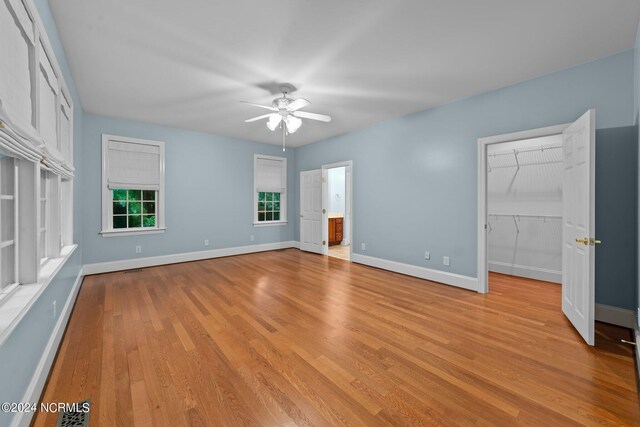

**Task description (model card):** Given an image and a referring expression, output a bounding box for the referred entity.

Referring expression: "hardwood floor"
[35,250,638,426]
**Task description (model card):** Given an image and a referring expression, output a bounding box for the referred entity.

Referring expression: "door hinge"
[322,209,326,214]
[322,177,327,182]
[322,240,326,245]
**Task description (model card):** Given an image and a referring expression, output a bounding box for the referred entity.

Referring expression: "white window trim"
[101,134,165,236]
[253,154,287,226]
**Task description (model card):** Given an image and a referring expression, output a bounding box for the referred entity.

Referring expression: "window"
[0,0,76,329]
[101,135,165,236]
[254,154,286,224]
[39,169,48,262]
[112,189,157,229]
[0,157,17,290]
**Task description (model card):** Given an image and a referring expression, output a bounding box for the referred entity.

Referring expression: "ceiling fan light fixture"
[285,116,302,133]
[266,114,281,131]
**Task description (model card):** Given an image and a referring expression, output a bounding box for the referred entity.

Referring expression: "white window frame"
[101,134,166,237]
[253,154,287,226]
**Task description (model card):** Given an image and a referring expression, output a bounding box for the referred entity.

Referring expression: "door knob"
[575,237,601,246]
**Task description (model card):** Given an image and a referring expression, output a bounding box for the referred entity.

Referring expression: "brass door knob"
[575,238,589,245]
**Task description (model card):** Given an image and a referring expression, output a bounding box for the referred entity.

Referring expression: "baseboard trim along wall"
[351,253,479,292]
[12,268,84,427]
[83,241,299,275]
[595,304,635,329]
[488,261,561,284]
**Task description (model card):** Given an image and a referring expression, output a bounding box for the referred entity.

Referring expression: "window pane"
[128,201,141,214]
[143,215,156,227]
[273,212,280,221]
[266,192,273,202]
[258,202,265,211]
[113,201,126,215]
[1,245,15,287]
[113,215,127,229]
[128,190,142,201]
[143,202,155,214]
[128,215,142,228]
[266,212,273,221]
[258,212,265,221]
[2,199,14,242]
[274,202,280,212]
[113,189,127,201]
[143,190,156,201]
[274,193,280,202]
[40,200,46,228]
[258,192,265,202]
[266,202,272,211]
[1,158,14,196]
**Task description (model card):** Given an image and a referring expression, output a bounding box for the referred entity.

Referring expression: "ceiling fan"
[242,85,331,151]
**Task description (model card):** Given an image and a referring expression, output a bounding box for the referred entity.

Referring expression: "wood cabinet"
[328,217,343,246]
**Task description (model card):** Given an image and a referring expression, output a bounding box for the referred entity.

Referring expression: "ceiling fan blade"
[266,114,282,131]
[292,111,332,122]
[286,98,310,112]
[244,113,274,123]
[240,101,277,111]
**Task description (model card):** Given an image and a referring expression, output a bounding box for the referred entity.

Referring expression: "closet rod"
[488,144,562,158]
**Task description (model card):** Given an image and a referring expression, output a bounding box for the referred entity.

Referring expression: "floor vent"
[55,399,91,427]
[124,268,144,274]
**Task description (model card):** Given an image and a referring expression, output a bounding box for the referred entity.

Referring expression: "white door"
[300,170,322,254]
[562,109,596,345]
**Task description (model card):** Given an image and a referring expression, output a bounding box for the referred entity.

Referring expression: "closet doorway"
[322,161,352,261]
[477,110,597,345]
[486,134,563,284]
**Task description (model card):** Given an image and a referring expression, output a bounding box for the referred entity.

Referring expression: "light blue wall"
[82,114,296,264]
[0,0,84,424]
[296,49,637,310]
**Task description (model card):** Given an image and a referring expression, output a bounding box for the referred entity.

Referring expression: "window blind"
[106,139,162,190]
[255,157,286,193]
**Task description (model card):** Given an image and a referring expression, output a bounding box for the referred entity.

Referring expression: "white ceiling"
[49,0,640,147]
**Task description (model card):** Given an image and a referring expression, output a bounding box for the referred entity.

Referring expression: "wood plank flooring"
[34,249,639,426]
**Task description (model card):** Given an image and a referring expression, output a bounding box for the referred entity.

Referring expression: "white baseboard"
[351,253,479,292]
[292,241,300,249]
[488,261,561,284]
[83,241,298,275]
[595,304,635,329]
[12,268,84,427]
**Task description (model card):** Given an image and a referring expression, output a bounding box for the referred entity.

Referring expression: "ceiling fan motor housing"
[272,97,292,111]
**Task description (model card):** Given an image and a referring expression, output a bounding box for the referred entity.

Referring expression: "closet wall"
[487,135,563,283]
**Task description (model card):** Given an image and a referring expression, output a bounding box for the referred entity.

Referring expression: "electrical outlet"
[361,242,366,251]
[52,300,56,320]
[424,251,430,260]
[135,245,142,254]
[250,235,255,242]
[443,256,450,266]
[204,239,209,247]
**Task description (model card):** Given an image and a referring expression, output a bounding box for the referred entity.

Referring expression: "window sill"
[100,227,166,237]
[0,244,77,346]
[253,221,288,227]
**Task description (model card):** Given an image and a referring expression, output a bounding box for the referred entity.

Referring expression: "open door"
[562,109,596,345]
[300,170,322,254]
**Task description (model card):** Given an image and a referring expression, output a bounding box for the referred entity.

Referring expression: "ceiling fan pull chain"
[282,125,286,151]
